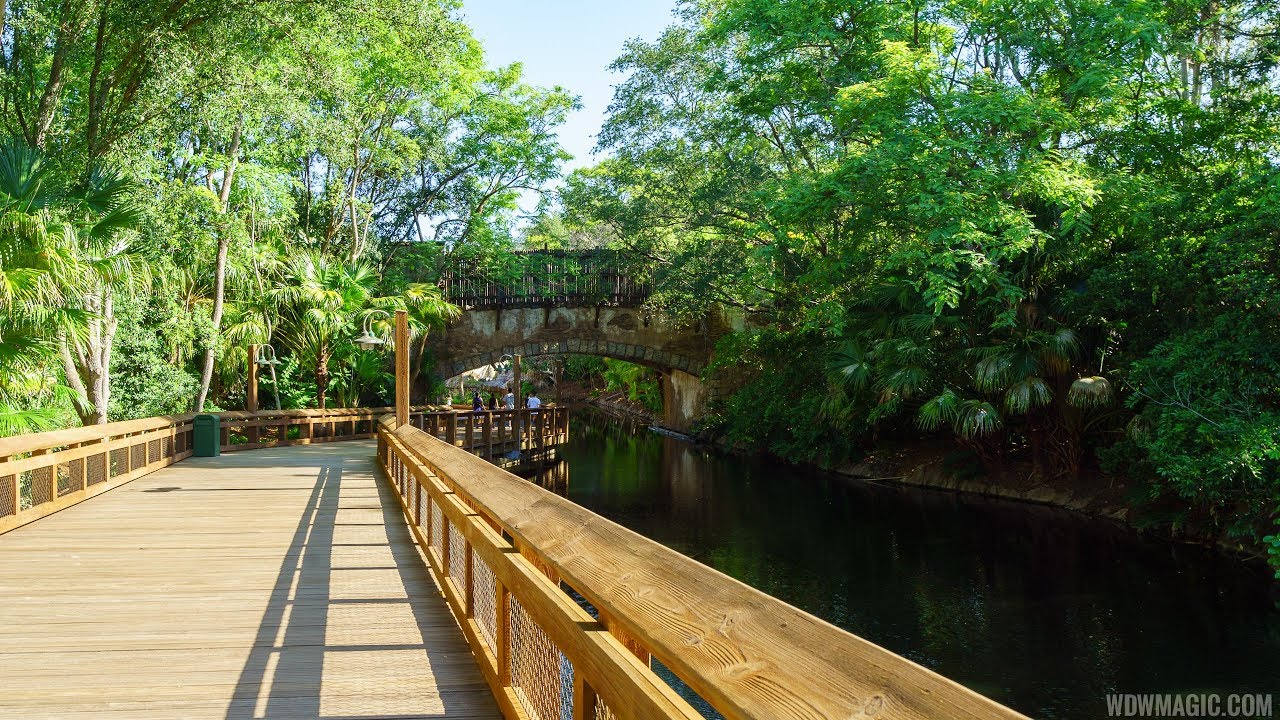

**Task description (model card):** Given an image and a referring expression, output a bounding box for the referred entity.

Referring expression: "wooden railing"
[406,406,569,459]
[0,414,197,535]
[440,249,650,309]
[377,416,1032,720]
[0,405,569,536]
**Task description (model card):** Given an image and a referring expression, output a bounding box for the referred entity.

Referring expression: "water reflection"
[529,408,1280,719]
[526,457,570,495]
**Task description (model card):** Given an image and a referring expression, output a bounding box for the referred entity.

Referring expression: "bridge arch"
[424,305,731,431]
[443,340,704,379]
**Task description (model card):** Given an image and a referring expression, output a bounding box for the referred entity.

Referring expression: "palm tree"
[58,165,147,424]
[0,138,144,429]
[274,252,380,409]
[274,251,459,409]
[828,282,1114,477]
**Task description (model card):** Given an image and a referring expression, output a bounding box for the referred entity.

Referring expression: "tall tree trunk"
[62,288,117,424]
[193,118,244,411]
[316,348,330,409]
[194,235,230,411]
[30,0,89,149]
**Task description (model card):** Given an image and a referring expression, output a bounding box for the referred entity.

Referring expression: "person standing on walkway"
[503,388,515,410]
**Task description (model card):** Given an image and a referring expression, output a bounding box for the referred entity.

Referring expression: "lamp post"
[352,308,408,428]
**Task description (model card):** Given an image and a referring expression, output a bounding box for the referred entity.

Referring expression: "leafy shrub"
[1123,317,1280,546]
[703,330,864,466]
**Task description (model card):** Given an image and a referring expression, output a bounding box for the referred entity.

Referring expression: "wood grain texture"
[380,428,701,720]
[0,440,499,720]
[389,422,1032,720]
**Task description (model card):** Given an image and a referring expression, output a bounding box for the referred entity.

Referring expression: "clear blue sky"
[460,0,678,172]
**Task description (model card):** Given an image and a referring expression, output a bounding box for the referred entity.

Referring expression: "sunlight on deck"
[0,441,499,719]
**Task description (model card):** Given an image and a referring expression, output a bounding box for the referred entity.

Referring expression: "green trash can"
[193,414,221,457]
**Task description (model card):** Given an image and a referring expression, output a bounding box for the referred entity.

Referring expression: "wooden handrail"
[0,414,196,458]
[0,405,565,536]
[377,415,1031,720]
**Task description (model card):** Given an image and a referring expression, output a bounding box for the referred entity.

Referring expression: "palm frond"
[0,138,48,206]
[1003,376,1052,414]
[956,400,1003,438]
[827,339,871,391]
[917,388,960,431]
[1067,376,1113,409]
[0,403,64,437]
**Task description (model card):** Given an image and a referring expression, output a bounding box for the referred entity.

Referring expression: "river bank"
[563,387,1269,570]
[831,442,1271,566]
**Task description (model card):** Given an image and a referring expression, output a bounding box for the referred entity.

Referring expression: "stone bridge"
[424,305,736,432]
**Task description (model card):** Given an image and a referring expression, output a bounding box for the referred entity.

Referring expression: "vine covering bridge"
[0,402,1029,719]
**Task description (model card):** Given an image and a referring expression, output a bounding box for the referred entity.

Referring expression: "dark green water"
[529,410,1280,719]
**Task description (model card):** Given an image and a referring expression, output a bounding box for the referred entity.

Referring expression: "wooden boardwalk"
[0,441,500,720]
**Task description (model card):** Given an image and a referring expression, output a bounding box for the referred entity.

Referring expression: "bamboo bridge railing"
[377,414,1032,720]
[0,405,567,536]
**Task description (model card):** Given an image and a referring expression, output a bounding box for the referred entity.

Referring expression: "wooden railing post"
[395,310,409,428]
[445,411,457,446]
[441,516,452,575]
[483,415,493,458]
[71,442,87,492]
[572,674,600,720]
[464,542,474,616]
[246,345,260,444]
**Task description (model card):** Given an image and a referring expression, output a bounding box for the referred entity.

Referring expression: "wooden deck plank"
[0,441,500,720]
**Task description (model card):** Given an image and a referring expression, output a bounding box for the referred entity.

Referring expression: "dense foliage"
[563,1,1280,570]
[0,0,574,425]
[563,355,663,413]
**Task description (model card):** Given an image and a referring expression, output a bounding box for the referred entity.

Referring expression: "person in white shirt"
[503,390,515,410]
[526,390,542,409]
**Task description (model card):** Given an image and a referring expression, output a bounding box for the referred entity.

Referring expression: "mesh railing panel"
[430,500,443,554]
[27,467,52,507]
[473,554,498,652]
[131,443,145,471]
[87,453,107,486]
[449,522,466,589]
[109,447,127,477]
[58,460,81,496]
[510,595,573,720]
[0,476,14,517]
[162,435,173,458]
[147,439,160,464]
[595,701,618,720]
